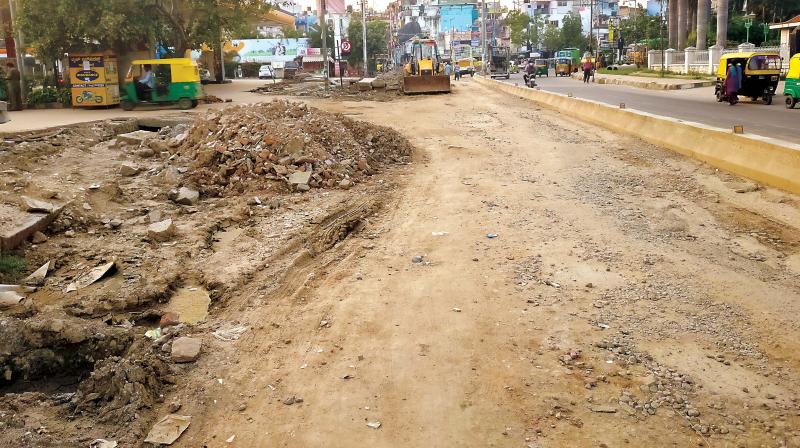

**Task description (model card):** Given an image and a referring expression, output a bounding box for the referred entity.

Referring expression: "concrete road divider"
[476,76,800,195]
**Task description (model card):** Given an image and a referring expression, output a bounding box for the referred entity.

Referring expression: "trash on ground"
[431,231,449,236]
[65,261,116,292]
[89,440,118,448]
[143,414,191,445]
[366,421,382,429]
[212,325,249,341]
[23,260,51,286]
[486,233,498,238]
[452,307,462,312]
[145,328,162,340]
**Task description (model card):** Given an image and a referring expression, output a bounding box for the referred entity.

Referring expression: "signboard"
[228,38,311,63]
[68,54,120,107]
[340,39,352,56]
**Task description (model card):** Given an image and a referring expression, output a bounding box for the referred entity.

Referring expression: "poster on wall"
[228,38,311,63]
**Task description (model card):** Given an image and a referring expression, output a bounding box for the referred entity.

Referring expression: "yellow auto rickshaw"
[715,52,781,105]
[121,58,205,111]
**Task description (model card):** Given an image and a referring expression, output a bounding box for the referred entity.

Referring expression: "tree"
[560,12,584,49]
[542,23,561,51]
[307,25,333,50]
[504,10,530,46]
[346,18,388,72]
[716,0,729,47]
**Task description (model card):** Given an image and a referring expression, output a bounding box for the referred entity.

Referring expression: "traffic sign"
[340,40,352,56]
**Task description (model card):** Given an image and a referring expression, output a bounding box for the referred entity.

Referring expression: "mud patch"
[163,287,211,324]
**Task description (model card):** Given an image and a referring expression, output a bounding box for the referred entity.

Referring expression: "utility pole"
[660,0,665,78]
[361,0,368,75]
[481,0,488,75]
[8,0,26,103]
[320,0,329,87]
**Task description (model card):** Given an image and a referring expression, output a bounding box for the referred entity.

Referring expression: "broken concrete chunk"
[173,187,199,205]
[148,219,176,242]
[117,130,158,146]
[171,337,202,363]
[147,210,163,223]
[1,205,64,252]
[31,231,48,244]
[339,179,353,190]
[144,414,191,445]
[288,171,312,186]
[20,196,56,213]
[119,162,140,177]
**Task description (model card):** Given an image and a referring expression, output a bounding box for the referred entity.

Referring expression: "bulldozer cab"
[403,38,451,94]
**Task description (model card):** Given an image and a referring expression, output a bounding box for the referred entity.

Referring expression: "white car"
[258,65,274,79]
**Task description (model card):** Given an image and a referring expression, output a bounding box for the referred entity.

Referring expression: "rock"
[589,405,617,413]
[288,171,312,186]
[412,255,424,263]
[83,202,93,211]
[117,130,158,146]
[339,179,353,190]
[31,231,48,244]
[148,219,176,242]
[170,337,202,363]
[147,210,163,223]
[357,158,371,172]
[109,219,123,229]
[119,163,140,177]
[160,312,180,328]
[168,401,182,413]
[284,137,306,156]
[173,187,200,205]
[734,182,760,193]
[136,147,156,158]
[20,196,57,213]
[296,183,310,192]
[1,205,64,252]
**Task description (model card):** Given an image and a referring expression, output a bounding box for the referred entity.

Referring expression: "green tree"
[560,12,584,49]
[542,23,561,51]
[346,18,388,72]
[504,10,530,46]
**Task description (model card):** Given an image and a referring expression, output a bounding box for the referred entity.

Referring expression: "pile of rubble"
[177,100,413,196]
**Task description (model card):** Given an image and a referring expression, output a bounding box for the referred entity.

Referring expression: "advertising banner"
[229,38,311,63]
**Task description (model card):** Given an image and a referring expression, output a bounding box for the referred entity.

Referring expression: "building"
[769,15,800,61]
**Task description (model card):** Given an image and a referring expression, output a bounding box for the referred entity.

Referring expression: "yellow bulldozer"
[403,38,451,94]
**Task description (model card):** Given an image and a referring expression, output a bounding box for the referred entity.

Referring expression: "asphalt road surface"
[499,72,799,143]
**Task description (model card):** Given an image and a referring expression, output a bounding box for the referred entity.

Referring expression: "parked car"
[258,65,274,79]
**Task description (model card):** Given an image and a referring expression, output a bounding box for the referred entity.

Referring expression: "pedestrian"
[454,64,461,81]
[5,61,22,111]
[736,63,743,90]
[582,58,594,84]
[444,61,452,77]
[724,63,740,104]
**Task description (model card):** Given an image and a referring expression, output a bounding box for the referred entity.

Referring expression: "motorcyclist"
[523,59,537,86]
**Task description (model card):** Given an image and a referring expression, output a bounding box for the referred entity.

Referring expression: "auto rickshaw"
[555,57,573,76]
[535,58,549,77]
[121,58,204,111]
[784,53,800,109]
[715,52,781,105]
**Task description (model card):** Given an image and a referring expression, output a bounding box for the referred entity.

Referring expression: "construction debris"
[143,414,191,445]
[179,100,412,196]
[65,261,116,292]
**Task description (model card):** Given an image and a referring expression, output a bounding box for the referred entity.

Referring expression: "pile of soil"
[178,100,412,196]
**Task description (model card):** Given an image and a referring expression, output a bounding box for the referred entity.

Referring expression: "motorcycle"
[523,72,537,88]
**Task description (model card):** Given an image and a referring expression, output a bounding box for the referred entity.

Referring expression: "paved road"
[499,72,799,143]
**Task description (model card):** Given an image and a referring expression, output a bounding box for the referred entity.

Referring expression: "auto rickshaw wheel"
[764,94,773,106]
[786,97,797,109]
[715,90,723,102]
[177,97,193,110]
[120,100,134,111]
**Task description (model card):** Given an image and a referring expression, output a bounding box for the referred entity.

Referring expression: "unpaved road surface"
[165,80,800,447]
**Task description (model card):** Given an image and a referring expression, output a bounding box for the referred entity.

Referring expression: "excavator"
[403,38,451,94]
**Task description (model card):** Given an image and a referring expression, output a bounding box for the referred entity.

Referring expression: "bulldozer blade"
[402,75,451,94]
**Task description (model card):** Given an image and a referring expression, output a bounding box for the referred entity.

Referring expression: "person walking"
[724,63,740,104]
[444,61,452,77]
[5,61,22,111]
[582,58,594,84]
[454,63,461,81]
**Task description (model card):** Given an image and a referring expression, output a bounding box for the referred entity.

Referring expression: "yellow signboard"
[68,54,120,107]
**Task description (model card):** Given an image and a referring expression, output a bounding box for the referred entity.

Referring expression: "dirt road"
[160,80,800,447]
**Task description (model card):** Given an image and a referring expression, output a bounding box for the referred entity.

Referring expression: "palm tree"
[697,0,709,49]
[716,0,728,48]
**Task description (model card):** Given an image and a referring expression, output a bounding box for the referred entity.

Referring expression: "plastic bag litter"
[212,325,249,341]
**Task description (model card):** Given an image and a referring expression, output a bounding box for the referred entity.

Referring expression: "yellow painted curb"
[476,76,800,195]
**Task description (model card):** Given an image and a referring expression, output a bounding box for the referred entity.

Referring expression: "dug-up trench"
[0,100,411,446]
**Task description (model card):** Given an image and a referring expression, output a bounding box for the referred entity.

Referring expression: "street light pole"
[361,0,368,75]
[660,0,665,78]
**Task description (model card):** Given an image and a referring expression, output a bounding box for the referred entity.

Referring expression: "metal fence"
[693,50,709,65]
[672,52,685,65]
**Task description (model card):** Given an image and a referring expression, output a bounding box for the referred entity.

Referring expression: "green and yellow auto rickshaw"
[715,52,781,105]
[784,53,800,109]
[535,58,549,77]
[121,58,204,111]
